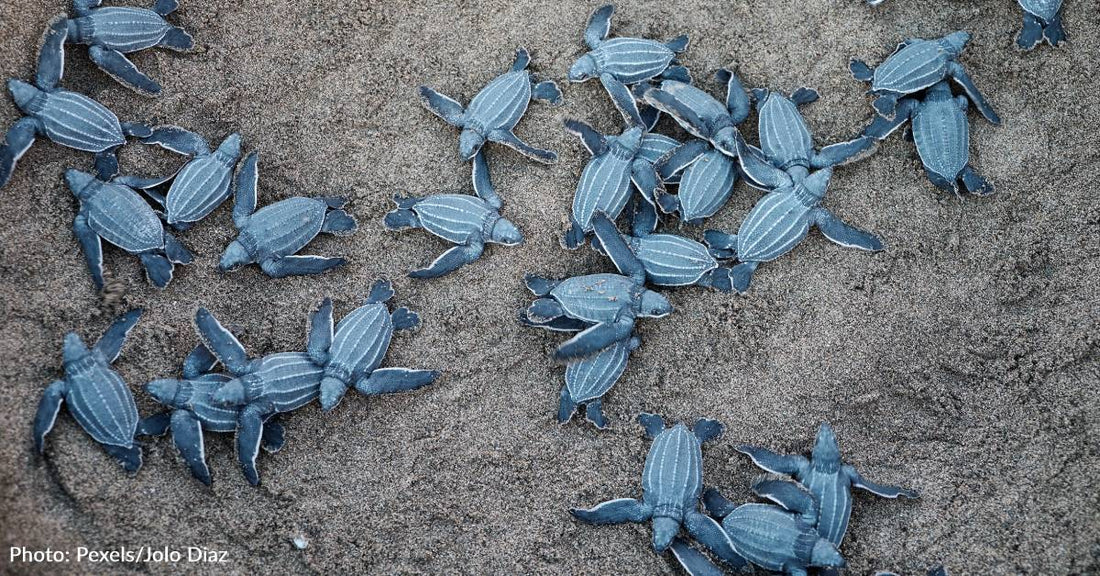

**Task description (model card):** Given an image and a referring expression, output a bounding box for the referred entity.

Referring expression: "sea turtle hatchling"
[65,159,192,290]
[420,48,562,164]
[137,126,242,229]
[1016,0,1067,50]
[57,0,194,95]
[671,475,847,576]
[571,414,747,567]
[642,70,751,161]
[590,210,734,293]
[737,423,918,547]
[0,18,151,189]
[309,280,440,411]
[33,309,147,472]
[384,151,523,279]
[139,345,286,486]
[219,152,358,278]
[558,334,639,428]
[863,80,993,196]
[849,31,1000,125]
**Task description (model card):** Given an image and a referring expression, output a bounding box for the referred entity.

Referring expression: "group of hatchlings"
[4,0,1066,574]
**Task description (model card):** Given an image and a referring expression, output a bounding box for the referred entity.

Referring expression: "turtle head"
[651,516,680,552]
[218,241,252,272]
[942,31,970,54]
[458,129,486,160]
[64,169,97,198]
[211,377,247,406]
[568,54,597,82]
[639,290,673,318]
[491,217,523,246]
[811,422,842,468]
[810,538,846,568]
[62,332,88,364]
[8,79,40,112]
[145,379,187,408]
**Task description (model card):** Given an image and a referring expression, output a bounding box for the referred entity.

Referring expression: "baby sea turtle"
[384,151,523,279]
[558,334,639,428]
[219,152,357,278]
[1016,0,1066,50]
[521,224,672,360]
[649,69,751,223]
[704,136,883,293]
[138,126,242,229]
[863,80,993,196]
[0,18,151,189]
[65,159,192,290]
[849,31,1000,125]
[139,345,286,486]
[591,210,733,293]
[58,0,194,95]
[672,476,847,576]
[187,308,324,485]
[420,48,562,164]
[737,423,918,547]
[309,281,440,411]
[33,309,146,471]
[571,414,746,567]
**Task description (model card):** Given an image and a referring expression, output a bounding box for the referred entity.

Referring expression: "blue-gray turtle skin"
[737,423,918,547]
[559,335,639,428]
[848,31,1000,125]
[642,69,751,159]
[308,281,440,411]
[220,152,357,278]
[571,414,745,567]
[658,145,738,224]
[33,309,144,472]
[863,81,993,196]
[65,168,193,290]
[1016,0,1066,49]
[384,151,522,279]
[569,3,690,85]
[0,18,150,189]
[62,0,194,95]
[420,48,561,163]
[139,127,242,228]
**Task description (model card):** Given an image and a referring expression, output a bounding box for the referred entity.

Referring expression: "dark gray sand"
[1,1,1098,574]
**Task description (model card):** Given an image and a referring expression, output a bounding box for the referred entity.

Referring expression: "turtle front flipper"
[260,255,346,278]
[471,150,502,209]
[570,498,652,525]
[563,119,607,157]
[751,474,820,524]
[182,343,218,379]
[583,4,613,50]
[684,510,748,571]
[73,213,106,290]
[354,367,439,396]
[589,212,642,279]
[88,45,161,96]
[701,488,738,518]
[812,135,876,168]
[232,151,258,228]
[735,444,809,476]
[812,208,884,251]
[418,86,466,127]
[488,129,557,164]
[101,442,142,472]
[946,61,1000,125]
[194,308,252,375]
[171,410,212,485]
[862,99,918,140]
[408,242,485,279]
[37,16,69,91]
[236,404,269,485]
[307,298,333,365]
[142,125,210,156]
[93,308,143,363]
[844,465,919,499]
[0,117,42,188]
[670,538,726,576]
[716,68,751,124]
[554,320,634,361]
[600,75,644,127]
[33,380,67,453]
[734,132,791,189]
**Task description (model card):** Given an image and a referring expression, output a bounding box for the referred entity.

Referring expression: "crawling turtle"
[521,219,672,359]
[309,280,440,411]
[849,31,1000,125]
[57,0,194,95]
[863,80,993,196]
[384,151,523,278]
[137,126,241,229]
[219,152,357,278]
[591,210,733,292]
[1016,0,1066,50]
[558,334,639,428]
[33,309,146,471]
[65,158,192,290]
[420,48,561,164]
[139,345,286,486]
[0,18,150,189]
[182,308,324,485]
[572,414,746,566]
[648,69,751,223]
[737,423,918,547]
[704,135,883,293]
[672,475,847,576]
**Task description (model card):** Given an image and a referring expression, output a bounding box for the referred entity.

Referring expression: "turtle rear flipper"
[664,34,690,53]
[321,209,357,236]
[1043,12,1067,46]
[102,443,142,472]
[159,27,194,51]
[960,165,994,196]
[136,412,172,437]
[163,232,193,264]
[1017,13,1044,50]
[584,400,607,429]
[140,252,174,288]
[557,386,578,424]
[390,307,420,331]
[366,278,395,304]
[660,65,691,84]
[531,80,562,105]
[849,59,874,82]
[153,0,180,16]
[729,261,757,293]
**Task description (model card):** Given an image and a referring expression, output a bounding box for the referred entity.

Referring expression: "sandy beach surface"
[1,0,1098,574]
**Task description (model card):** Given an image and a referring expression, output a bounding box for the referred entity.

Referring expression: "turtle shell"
[757,92,814,169]
[634,234,717,286]
[735,190,814,263]
[721,504,820,572]
[65,353,138,447]
[591,37,676,85]
[571,143,636,233]
[82,7,171,52]
[237,197,328,262]
[551,273,639,323]
[564,337,633,403]
[654,82,733,139]
[164,153,235,225]
[676,147,737,222]
[800,468,853,546]
[248,352,324,413]
[912,94,969,183]
[39,90,125,152]
[326,302,393,383]
[84,180,165,253]
[412,194,495,244]
[641,423,703,517]
[465,70,532,134]
[872,40,952,96]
